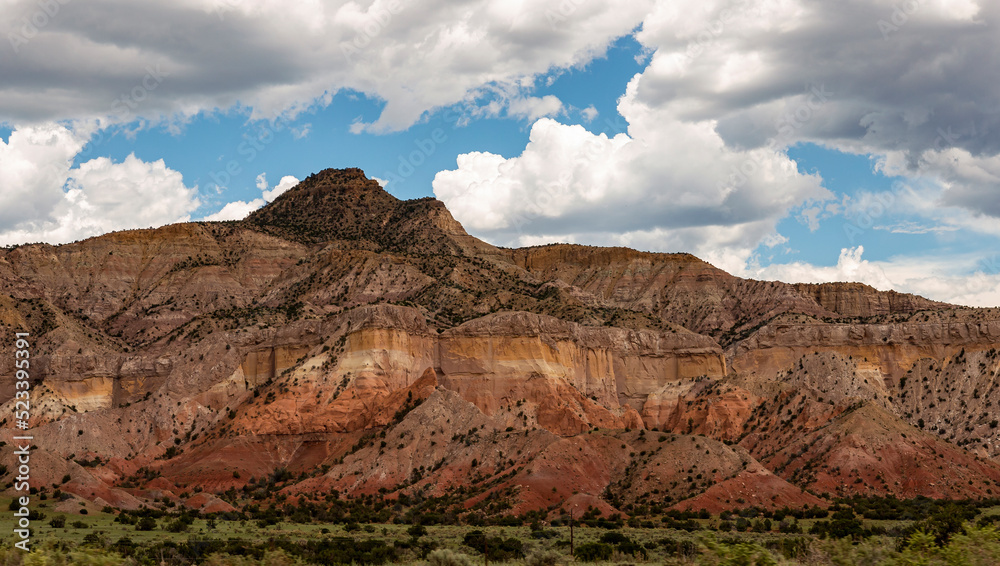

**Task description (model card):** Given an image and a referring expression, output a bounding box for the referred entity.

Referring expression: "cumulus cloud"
[0,147,200,246]
[0,123,85,230]
[749,247,896,291]
[262,175,299,202]
[904,272,1000,309]
[201,199,265,222]
[201,172,300,221]
[434,77,828,274]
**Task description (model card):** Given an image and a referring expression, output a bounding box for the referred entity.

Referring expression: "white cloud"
[201,199,266,222]
[291,124,311,139]
[262,175,299,202]
[507,95,564,121]
[200,173,300,222]
[833,179,1000,244]
[903,272,1000,309]
[433,75,829,273]
[580,105,599,122]
[874,221,960,235]
[875,148,1000,222]
[0,143,200,246]
[631,0,1000,221]
[68,155,200,226]
[0,123,85,230]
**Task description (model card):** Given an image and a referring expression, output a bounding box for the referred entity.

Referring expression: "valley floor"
[2,497,999,565]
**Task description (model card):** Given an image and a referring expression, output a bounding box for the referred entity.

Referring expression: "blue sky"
[1,0,998,306]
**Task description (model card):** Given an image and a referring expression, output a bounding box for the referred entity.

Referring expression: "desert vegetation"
[2,495,999,564]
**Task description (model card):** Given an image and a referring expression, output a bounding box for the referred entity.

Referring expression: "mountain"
[246,168,495,256]
[1,168,998,518]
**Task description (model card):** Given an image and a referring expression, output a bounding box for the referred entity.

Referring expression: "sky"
[1,0,999,307]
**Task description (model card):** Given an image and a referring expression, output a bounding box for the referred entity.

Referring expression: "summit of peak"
[243,167,497,255]
[282,168,394,199]
[309,167,383,186]
[244,168,399,243]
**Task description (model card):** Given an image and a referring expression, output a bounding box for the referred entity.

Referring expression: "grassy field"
[2,496,1000,564]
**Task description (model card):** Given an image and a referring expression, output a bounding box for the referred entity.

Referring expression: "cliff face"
[730,313,1000,461]
[794,282,944,318]
[509,244,939,343]
[218,306,725,438]
[1,168,998,516]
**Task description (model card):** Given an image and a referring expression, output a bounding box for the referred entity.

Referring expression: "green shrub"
[574,542,613,562]
[461,530,524,561]
[166,519,189,532]
[407,524,427,538]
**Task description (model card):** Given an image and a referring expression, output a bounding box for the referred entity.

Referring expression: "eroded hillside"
[1,168,998,517]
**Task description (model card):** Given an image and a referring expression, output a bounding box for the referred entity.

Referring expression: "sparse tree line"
[4,494,995,565]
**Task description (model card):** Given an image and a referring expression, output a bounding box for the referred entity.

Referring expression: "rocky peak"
[244,168,498,255]
[244,168,399,244]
